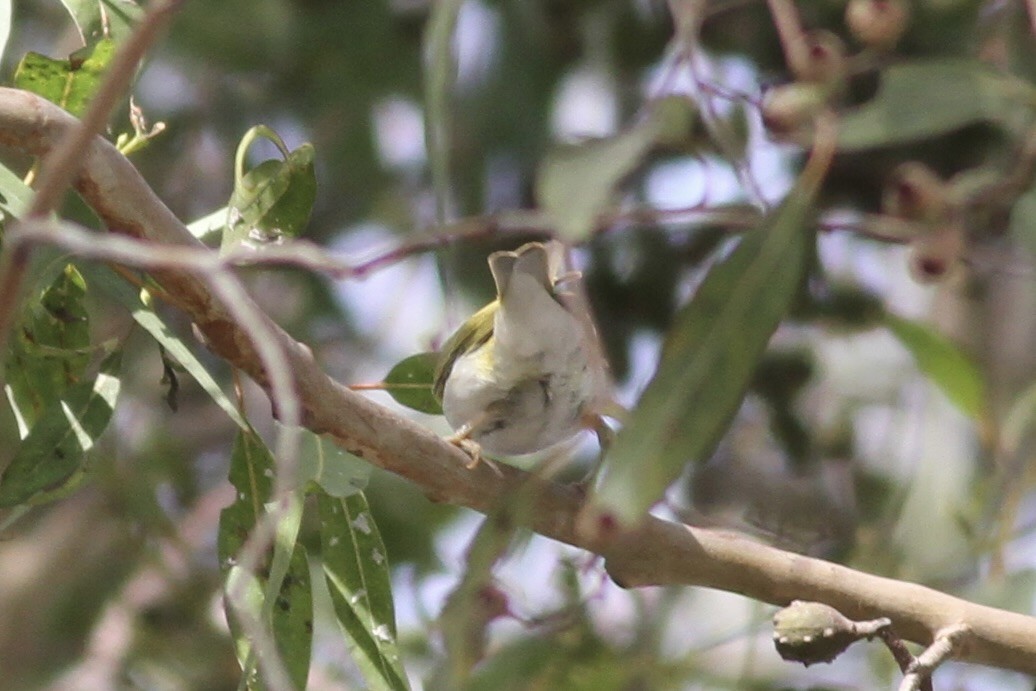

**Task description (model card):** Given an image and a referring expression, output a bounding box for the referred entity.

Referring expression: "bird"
[433,241,608,468]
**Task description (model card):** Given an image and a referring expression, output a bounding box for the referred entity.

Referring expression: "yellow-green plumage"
[432,300,497,402]
[434,241,598,456]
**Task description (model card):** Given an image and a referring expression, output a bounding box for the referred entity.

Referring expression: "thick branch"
[2,87,1036,676]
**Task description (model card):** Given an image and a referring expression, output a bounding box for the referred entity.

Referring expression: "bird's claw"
[446,431,503,476]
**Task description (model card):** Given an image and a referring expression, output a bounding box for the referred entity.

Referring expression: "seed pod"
[772,601,857,666]
[846,0,910,51]
[761,82,827,141]
[794,30,848,88]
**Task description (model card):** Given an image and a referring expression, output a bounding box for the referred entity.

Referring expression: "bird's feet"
[446,428,503,476]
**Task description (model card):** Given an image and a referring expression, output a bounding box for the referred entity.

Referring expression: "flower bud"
[846,0,910,51]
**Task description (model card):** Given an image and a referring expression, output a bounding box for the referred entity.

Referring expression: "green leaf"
[535,96,696,241]
[186,206,229,244]
[59,0,144,43]
[0,160,33,220]
[591,180,816,526]
[0,350,122,508]
[13,39,118,117]
[298,429,371,498]
[884,312,988,423]
[5,264,91,433]
[1008,182,1036,262]
[84,264,249,430]
[218,429,313,691]
[383,352,442,415]
[319,492,409,691]
[221,126,316,253]
[838,59,1036,152]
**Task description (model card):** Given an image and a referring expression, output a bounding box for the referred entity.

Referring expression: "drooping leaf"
[59,0,144,44]
[298,429,371,498]
[319,491,409,691]
[84,264,249,430]
[838,59,1035,152]
[591,178,816,526]
[535,96,696,241]
[218,429,313,691]
[884,312,988,424]
[13,39,118,117]
[221,126,316,253]
[5,264,91,433]
[382,352,442,415]
[0,350,122,508]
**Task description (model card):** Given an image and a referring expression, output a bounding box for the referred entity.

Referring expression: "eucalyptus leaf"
[59,0,143,44]
[884,313,988,424]
[5,264,91,433]
[535,96,696,241]
[591,178,816,526]
[13,39,117,117]
[383,351,442,415]
[217,429,313,691]
[319,491,409,691]
[0,159,33,220]
[186,205,229,244]
[84,264,249,430]
[298,429,371,497]
[222,126,316,253]
[838,59,1036,152]
[0,350,122,508]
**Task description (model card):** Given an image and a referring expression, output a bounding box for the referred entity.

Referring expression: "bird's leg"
[446,419,503,476]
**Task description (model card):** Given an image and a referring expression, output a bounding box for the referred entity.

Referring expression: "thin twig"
[898,625,970,691]
[765,0,809,79]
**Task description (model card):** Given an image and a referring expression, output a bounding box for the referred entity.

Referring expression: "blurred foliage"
[0,0,1035,689]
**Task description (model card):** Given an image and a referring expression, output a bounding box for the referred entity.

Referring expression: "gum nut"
[846,0,910,50]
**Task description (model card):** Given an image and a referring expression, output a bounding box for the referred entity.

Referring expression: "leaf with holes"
[0,350,121,508]
[299,429,371,498]
[14,38,117,117]
[5,264,91,433]
[218,429,313,690]
[320,491,409,691]
[222,126,316,253]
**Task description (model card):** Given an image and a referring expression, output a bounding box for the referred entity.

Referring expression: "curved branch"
[2,87,1036,676]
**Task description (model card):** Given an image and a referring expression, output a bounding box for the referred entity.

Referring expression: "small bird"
[433,241,605,466]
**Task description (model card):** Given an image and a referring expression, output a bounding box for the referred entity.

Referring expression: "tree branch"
[2,87,1036,676]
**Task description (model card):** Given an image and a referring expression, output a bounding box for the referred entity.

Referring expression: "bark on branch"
[2,87,1035,677]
